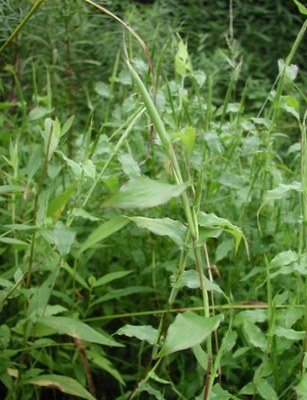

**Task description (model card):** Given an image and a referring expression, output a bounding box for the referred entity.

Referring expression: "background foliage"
[0,1,307,399]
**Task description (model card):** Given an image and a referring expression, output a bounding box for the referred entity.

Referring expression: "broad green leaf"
[293,0,307,14]
[269,250,298,268]
[128,216,187,247]
[198,212,243,251]
[28,106,49,121]
[34,316,122,347]
[94,81,110,97]
[47,183,77,221]
[27,374,95,400]
[258,181,301,215]
[296,373,307,397]
[116,324,158,345]
[82,159,96,180]
[243,321,266,350]
[155,312,223,358]
[278,59,299,81]
[256,379,278,400]
[93,270,133,288]
[87,350,125,385]
[192,344,208,369]
[53,222,76,256]
[119,153,141,178]
[274,326,305,341]
[102,178,187,209]
[171,270,223,293]
[78,216,129,255]
[173,126,196,157]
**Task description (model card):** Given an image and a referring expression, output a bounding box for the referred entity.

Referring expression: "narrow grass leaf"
[34,316,123,347]
[293,0,307,14]
[155,312,223,358]
[0,237,28,245]
[93,270,133,288]
[128,216,187,247]
[0,185,24,194]
[47,183,77,221]
[102,178,187,209]
[27,374,95,400]
[116,324,158,345]
[78,216,129,255]
[62,262,89,290]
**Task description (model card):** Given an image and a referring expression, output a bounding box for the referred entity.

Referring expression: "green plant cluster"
[0,1,307,399]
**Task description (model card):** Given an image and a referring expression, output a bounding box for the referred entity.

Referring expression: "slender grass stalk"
[0,0,46,55]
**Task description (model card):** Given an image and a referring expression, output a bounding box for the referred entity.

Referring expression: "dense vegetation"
[0,1,307,399]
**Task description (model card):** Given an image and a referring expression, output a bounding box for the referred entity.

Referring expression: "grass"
[0,1,307,399]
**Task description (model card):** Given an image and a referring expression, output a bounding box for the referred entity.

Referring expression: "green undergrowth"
[0,1,307,399]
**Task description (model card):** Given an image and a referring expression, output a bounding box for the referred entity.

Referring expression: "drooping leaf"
[27,374,95,400]
[116,324,158,345]
[128,216,187,247]
[78,216,129,255]
[34,316,123,347]
[87,350,125,385]
[102,178,187,209]
[198,212,243,251]
[155,312,223,358]
[47,183,77,221]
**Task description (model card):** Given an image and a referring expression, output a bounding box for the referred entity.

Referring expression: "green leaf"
[28,106,50,121]
[53,222,76,256]
[27,374,95,400]
[0,185,24,194]
[128,216,187,247]
[296,373,307,397]
[171,270,223,293]
[91,286,154,306]
[62,115,75,136]
[293,0,307,15]
[256,379,278,400]
[243,321,266,350]
[102,178,187,209]
[119,153,141,178]
[175,38,193,77]
[274,326,305,341]
[93,270,133,288]
[258,181,301,214]
[78,216,129,255]
[116,324,158,345]
[34,316,123,347]
[173,126,196,157]
[47,183,77,221]
[87,350,125,385]
[192,344,208,369]
[198,212,243,251]
[269,250,298,268]
[155,312,223,358]
[72,208,100,222]
[62,262,89,290]
[0,237,28,245]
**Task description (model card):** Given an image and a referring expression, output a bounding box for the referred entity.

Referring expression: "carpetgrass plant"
[0,1,307,399]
